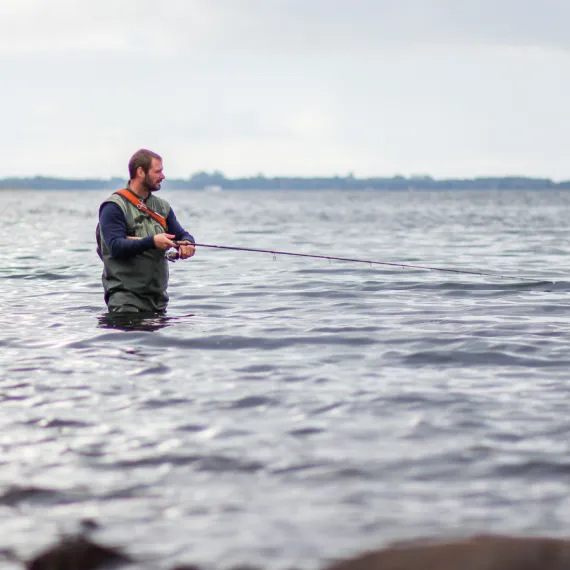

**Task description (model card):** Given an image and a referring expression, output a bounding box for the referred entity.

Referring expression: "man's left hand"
[178,242,196,260]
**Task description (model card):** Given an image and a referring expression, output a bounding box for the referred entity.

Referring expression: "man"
[97,149,196,313]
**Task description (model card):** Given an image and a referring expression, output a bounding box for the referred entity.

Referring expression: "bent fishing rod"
[169,242,553,284]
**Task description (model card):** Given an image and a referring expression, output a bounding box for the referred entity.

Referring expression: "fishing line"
[171,242,553,284]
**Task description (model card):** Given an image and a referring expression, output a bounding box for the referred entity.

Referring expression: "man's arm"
[99,202,155,259]
[166,208,196,259]
[167,208,195,244]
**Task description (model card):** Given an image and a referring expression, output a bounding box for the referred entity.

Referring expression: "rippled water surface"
[2,189,570,568]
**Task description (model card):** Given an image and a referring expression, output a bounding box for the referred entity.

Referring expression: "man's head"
[128,149,165,193]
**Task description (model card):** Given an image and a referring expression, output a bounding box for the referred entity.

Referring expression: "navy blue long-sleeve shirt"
[99,202,195,260]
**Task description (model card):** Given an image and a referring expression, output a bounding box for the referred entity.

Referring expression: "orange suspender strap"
[115,188,168,230]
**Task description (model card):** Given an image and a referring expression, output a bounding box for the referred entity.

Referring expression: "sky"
[1,0,570,180]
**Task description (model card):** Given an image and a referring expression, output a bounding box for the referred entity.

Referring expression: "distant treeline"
[2,172,570,190]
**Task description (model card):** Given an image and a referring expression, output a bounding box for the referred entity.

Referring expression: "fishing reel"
[165,240,194,262]
[165,248,179,262]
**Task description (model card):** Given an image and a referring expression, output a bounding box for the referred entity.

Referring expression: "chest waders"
[97,190,171,313]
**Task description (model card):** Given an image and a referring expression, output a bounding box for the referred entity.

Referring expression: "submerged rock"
[323,534,570,570]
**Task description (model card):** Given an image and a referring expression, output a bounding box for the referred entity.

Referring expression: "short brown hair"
[128,149,162,179]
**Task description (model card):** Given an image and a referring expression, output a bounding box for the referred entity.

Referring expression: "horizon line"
[0,173,567,182]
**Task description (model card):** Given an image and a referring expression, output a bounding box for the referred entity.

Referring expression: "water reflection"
[97,312,194,332]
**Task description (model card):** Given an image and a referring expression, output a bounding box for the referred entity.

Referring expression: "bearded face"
[142,158,165,192]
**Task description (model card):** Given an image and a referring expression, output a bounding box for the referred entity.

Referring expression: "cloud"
[1,0,569,179]
[2,0,570,56]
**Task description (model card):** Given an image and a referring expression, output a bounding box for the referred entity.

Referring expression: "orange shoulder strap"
[115,188,167,230]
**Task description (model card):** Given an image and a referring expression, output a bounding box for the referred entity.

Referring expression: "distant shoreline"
[1,174,569,191]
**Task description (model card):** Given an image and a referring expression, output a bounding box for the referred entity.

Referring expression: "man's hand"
[153,233,177,250]
[177,241,196,259]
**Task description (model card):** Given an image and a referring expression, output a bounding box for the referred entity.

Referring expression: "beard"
[142,173,161,193]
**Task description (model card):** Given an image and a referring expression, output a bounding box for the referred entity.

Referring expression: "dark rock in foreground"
[19,533,570,570]
[26,535,131,570]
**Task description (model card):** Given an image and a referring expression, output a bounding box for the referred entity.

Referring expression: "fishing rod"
[169,242,553,284]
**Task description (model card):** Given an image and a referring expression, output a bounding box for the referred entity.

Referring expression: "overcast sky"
[2,0,569,180]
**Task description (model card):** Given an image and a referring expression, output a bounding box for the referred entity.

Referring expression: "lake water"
[1,188,570,569]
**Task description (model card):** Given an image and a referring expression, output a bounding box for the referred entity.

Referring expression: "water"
[1,188,570,569]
